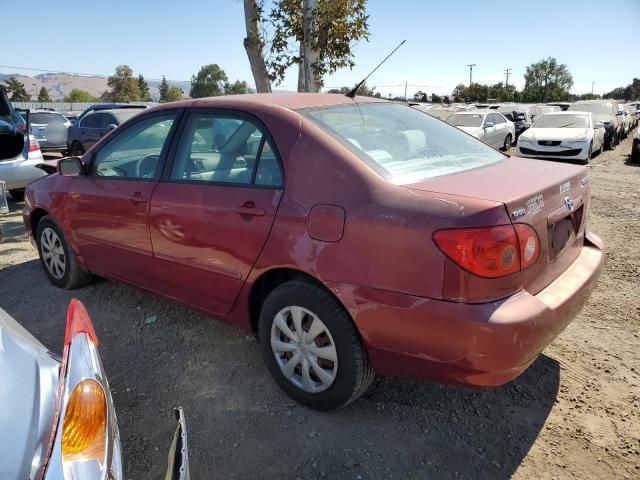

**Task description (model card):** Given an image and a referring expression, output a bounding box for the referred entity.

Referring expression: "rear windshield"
[533,114,589,128]
[300,103,503,184]
[445,113,484,128]
[30,113,68,125]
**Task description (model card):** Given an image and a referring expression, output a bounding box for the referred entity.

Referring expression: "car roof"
[541,111,589,115]
[150,93,388,113]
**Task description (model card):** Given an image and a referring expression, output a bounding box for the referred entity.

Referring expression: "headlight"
[62,379,107,457]
[566,138,588,145]
[518,137,533,145]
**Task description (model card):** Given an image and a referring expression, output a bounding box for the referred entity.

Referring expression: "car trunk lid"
[405,156,590,295]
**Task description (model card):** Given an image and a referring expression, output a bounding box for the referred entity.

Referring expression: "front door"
[67,111,180,284]
[149,110,284,315]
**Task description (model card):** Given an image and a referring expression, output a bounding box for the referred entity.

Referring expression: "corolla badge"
[564,196,574,211]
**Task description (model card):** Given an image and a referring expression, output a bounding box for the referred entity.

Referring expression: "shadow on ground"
[0,250,558,480]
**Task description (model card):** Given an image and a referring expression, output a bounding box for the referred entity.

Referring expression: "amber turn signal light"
[61,379,106,456]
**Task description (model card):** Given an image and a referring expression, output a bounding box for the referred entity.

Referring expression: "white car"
[445,110,515,150]
[516,111,605,164]
[0,132,45,200]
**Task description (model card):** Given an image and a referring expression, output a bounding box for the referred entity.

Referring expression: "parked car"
[75,103,150,123]
[516,111,605,164]
[631,126,640,163]
[18,110,71,154]
[568,100,621,150]
[496,106,532,139]
[411,106,457,121]
[0,299,190,479]
[62,111,79,125]
[66,107,146,156]
[24,94,604,411]
[445,110,515,150]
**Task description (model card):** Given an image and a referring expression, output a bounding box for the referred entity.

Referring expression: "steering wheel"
[138,154,160,178]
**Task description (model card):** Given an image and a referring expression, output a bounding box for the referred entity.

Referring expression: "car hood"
[0,307,59,480]
[522,128,590,141]
[456,126,482,135]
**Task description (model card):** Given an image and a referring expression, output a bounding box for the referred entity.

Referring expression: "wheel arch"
[30,207,50,239]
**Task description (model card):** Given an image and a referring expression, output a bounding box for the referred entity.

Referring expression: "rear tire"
[582,143,592,165]
[502,134,512,152]
[36,215,92,289]
[258,280,374,411]
[9,189,24,201]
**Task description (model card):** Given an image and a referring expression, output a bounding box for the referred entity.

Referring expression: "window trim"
[85,108,184,182]
[161,107,285,190]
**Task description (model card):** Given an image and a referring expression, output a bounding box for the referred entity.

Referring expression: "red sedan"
[23,94,604,410]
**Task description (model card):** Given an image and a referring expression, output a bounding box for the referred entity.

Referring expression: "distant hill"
[0,73,190,100]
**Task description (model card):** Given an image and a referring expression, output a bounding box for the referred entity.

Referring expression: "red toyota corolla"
[23,94,604,410]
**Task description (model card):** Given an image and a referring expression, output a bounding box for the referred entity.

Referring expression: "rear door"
[78,112,103,150]
[65,111,180,285]
[148,109,284,315]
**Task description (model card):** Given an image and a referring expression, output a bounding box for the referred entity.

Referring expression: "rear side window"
[81,113,100,128]
[301,103,503,184]
[170,112,283,187]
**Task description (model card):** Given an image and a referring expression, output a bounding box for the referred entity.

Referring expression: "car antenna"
[345,39,406,98]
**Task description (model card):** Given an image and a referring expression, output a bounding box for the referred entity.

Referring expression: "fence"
[12,102,157,112]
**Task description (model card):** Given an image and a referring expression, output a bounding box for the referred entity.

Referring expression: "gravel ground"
[1,134,639,479]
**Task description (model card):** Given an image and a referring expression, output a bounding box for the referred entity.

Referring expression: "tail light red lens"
[433,224,539,279]
[29,139,40,152]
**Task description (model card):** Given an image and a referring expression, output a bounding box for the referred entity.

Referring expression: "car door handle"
[126,193,148,204]
[234,201,266,217]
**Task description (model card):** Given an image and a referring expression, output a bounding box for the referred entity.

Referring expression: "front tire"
[36,215,92,289]
[258,280,374,411]
[582,143,593,165]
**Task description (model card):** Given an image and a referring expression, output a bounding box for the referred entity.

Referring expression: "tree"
[64,88,96,102]
[225,80,251,95]
[431,93,442,103]
[164,86,184,102]
[327,82,379,97]
[413,91,428,102]
[103,65,141,102]
[3,77,30,101]
[37,86,51,102]
[138,75,151,101]
[190,64,228,98]
[267,0,369,92]
[522,57,573,102]
[243,0,272,93]
[159,76,170,102]
[603,78,640,101]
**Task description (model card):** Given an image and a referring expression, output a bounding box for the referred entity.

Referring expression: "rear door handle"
[126,193,148,204]
[234,201,266,217]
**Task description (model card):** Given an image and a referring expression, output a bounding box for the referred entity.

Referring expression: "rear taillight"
[433,224,539,279]
[29,138,40,152]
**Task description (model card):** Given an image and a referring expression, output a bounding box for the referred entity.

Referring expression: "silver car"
[0,300,190,480]
[19,110,71,154]
[445,110,515,150]
[0,130,46,200]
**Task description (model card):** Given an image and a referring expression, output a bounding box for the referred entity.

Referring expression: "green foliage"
[158,76,170,102]
[268,0,369,88]
[64,88,97,102]
[103,65,142,102]
[190,64,228,98]
[37,86,51,102]
[164,86,184,102]
[603,79,640,100]
[327,82,380,97]
[521,57,573,102]
[225,80,251,95]
[138,75,151,101]
[413,91,428,102]
[431,93,442,103]
[3,77,30,101]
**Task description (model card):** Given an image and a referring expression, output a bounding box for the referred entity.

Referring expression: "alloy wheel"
[40,227,66,279]
[270,306,338,393]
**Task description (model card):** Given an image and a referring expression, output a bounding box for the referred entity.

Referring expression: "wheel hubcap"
[271,306,338,393]
[40,227,66,279]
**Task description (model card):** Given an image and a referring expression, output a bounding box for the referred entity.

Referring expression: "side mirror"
[58,156,85,176]
[484,122,494,128]
[106,124,118,132]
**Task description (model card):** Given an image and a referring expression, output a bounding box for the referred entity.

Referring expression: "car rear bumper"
[327,232,604,386]
[0,156,47,190]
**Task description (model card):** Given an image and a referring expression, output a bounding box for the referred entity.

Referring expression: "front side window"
[90,114,176,179]
[101,113,118,128]
[81,113,100,128]
[170,113,282,187]
[302,103,503,184]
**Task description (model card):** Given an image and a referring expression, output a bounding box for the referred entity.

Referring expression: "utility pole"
[504,68,512,88]
[466,64,476,85]
[591,81,594,95]
[404,80,408,102]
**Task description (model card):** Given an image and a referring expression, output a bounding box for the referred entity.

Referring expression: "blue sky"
[2,0,638,97]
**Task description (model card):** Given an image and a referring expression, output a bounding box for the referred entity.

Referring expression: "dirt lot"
[1,134,639,479]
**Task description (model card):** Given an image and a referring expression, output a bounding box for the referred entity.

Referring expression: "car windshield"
[30,113,67,125]
[570,103,613,116]
[300,103,504,184]
[445,113,484,128]
[533,114,589,128]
